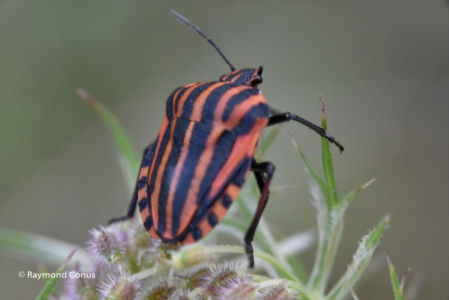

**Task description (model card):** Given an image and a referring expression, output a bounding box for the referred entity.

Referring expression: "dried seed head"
[97,273,143,300]
[215,276,256,300]
[187,267,215,289]
[170,288,191,300]
[205,265,243,296]
[63,265,97,300]
[87,225,127,264]
[258,284,296,300]
[144,283,176,300]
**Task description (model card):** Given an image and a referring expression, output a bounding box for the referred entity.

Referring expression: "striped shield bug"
[110,9,344,268]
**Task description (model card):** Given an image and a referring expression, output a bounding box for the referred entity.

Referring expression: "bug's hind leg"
[244,157,276,268]
[108,144,152,225]
[108,186,138,224]
[268,111,344,152]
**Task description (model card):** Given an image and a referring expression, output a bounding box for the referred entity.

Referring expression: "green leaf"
[320,96,338,208]
[287,255,308,283]
[299,99,343,292]
[0,227,89,266]
[366,214,390,249]
[327,215,390,300]
[77,88,139,190]
[386,254,404,300]
[36,250,76,300]
[255,125,281,159]
[283,128,327,196]
[338,178,376,214]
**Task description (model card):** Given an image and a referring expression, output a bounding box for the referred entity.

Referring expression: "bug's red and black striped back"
[108,10,344,268]
[136,80,270,244]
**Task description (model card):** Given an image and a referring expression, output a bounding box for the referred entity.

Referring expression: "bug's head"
[219,65,263,88]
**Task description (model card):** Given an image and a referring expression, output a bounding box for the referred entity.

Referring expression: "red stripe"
[151,85,199,233]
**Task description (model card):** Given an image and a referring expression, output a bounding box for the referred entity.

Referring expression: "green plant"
[0,89,404,299]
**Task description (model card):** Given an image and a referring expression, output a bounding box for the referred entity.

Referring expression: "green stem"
[308,100,344,294]
[308,214,344,293]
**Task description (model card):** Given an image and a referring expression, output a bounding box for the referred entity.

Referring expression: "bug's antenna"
[169,9,236,72]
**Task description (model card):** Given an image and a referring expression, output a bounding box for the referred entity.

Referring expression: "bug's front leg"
[108,144,152,224]
[244,158,276,268]
[268,111,344,152]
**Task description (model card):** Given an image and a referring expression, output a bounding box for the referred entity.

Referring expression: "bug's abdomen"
[139,82,270,243]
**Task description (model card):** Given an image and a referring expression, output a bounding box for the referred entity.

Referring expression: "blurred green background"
[1,1,448,299]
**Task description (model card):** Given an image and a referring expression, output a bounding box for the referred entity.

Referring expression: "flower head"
[215,275,256,300]
[143,283,176,300]
[62,264,97,300]
[258,284,296,300]
[87,225,128,264]
[97,271,143,300]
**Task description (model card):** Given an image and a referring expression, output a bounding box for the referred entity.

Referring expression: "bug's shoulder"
[164,80,216,120]
[217,83,270,130]
[165,80,269,124]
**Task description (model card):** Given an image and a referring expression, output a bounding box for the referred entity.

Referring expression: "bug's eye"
[250,75,263,87]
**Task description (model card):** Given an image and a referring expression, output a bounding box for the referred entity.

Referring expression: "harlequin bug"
[110,9,344,268]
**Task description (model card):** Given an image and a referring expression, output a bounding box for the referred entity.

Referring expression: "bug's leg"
[268,111,344,152]
[108,145,151,224]
[244,157,276,268]
[108,185,138,224]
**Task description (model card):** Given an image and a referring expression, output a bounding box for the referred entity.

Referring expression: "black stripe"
[232,164,248,186]
[141,137,158,167]
[221,70,243,82]
[230,71,245,84]
[156,83,217,235]
[196,130,235,210]
[192,226,202,241]
[192,84,239,208]
[137,177,147,189]
[173,86,189,115]
[221,195,232,208]
[144,215,153,230]
[233,102,270,135]
[170,95,229,236]
[156,118,191,234]
[170,124,214,237]
[231,69,256,86]
[207,212,218,227]
[165,87,182,120]
[147,121,172,193]
[193,155,250,225]
[222,88,260,122]
[200,83,235,122]
[138,197,148,212]
[179,82,216,120]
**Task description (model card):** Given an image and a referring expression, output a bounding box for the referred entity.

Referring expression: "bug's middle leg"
[244,157,276,268]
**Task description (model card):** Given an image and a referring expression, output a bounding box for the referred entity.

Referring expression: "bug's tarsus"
[169,9,236,72]
[245,158,276,268]
[268,111,344,152]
